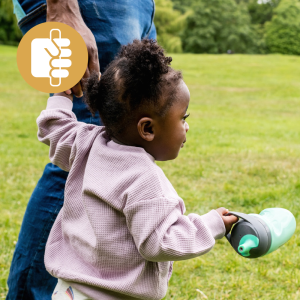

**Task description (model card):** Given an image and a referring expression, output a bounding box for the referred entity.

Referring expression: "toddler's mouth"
[181,139,186,148]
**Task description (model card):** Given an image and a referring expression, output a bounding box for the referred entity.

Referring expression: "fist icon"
[31,29,72,87]
[17,22,88,93]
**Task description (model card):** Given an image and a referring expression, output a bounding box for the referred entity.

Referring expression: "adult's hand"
[46,0,100,97]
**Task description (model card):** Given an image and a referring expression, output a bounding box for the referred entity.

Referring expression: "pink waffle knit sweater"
[37,96,226,300]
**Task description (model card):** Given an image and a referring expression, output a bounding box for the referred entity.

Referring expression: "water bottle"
[226,208,296,258]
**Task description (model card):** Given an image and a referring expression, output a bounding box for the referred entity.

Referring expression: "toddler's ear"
[137,117,155,142]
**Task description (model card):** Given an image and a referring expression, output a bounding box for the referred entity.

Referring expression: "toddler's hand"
[216,207,238,234]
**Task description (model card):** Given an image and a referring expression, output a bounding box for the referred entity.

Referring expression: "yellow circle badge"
[17,22,88,93]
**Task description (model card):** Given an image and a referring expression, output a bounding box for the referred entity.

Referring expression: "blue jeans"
[6,1,156,299]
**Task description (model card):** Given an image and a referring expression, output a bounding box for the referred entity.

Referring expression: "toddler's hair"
[83,39,182,137]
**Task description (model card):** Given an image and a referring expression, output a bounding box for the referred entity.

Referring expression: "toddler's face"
[154,80,190,161]
[123,79,190,161]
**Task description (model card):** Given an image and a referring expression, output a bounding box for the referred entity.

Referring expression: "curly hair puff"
[83,39,182,138]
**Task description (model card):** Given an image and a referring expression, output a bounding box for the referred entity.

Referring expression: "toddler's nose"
[185,121,189,132]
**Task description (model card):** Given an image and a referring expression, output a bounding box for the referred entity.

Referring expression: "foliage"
[242,0,280,54]
[154,0,189,53]
[235,0,280,24]
[247,0,278,24]
[250,23,267,53]
[181,0,257,54]
[0,0,22,45]
[171,0,195,13]
[1,0,300,55]
[2,45,300,299]
[265,0,300,55]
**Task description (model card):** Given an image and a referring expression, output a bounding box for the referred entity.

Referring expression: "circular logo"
[17,22,88,93]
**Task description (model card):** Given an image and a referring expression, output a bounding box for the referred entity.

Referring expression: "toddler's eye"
[183,113,190,121]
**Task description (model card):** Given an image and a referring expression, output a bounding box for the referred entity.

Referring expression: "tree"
[154,0,190,53]
[234,0,281,54]
[181,0,256,54]
[0,0,22,45]
[247,0,277,25]
[265,0,300,54]
[172,0,195,13]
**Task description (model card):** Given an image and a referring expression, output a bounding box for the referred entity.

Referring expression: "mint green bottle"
[226,208,296,258]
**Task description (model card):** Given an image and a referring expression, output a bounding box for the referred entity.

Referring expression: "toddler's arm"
[36,94,101,172]
[125,198,230,262]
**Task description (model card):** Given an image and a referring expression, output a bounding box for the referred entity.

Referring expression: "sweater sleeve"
[36,96,99,172]
[124,197,226,262]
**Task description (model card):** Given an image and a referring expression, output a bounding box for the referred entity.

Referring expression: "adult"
[6,0,156,299]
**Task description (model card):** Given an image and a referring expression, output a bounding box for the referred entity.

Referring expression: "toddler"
[37,39,237,300]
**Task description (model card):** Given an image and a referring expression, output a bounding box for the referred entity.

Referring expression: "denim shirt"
[14,0,156,125]
[16,0,155,71]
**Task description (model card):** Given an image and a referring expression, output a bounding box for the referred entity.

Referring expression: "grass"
[0,45,300,299]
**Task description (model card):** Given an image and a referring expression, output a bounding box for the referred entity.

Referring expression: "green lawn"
[0,45,300,299]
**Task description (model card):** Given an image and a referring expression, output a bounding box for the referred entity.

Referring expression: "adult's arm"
[46,0,100,97]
